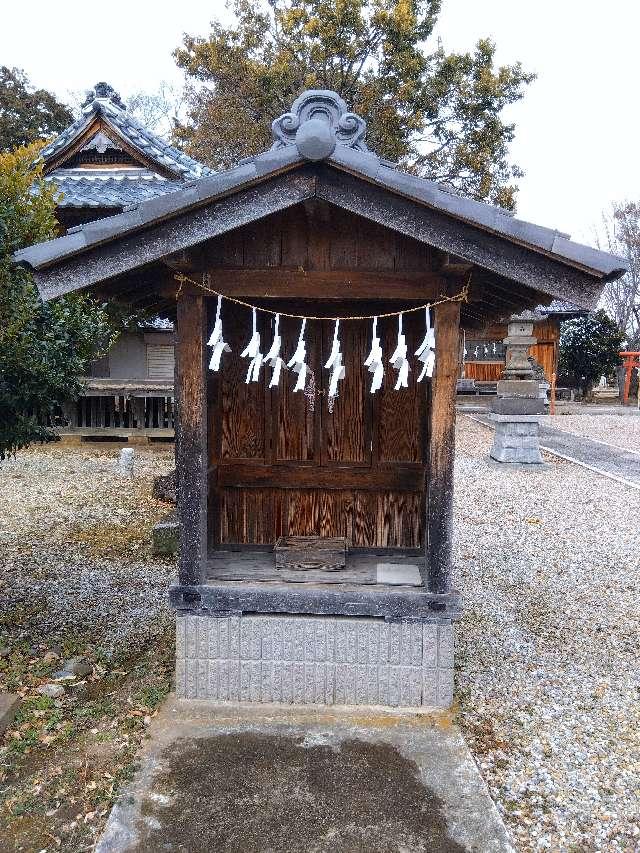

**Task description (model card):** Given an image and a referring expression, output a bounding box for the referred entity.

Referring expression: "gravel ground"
[455,417,640,852]
[538,413,640,453]
[0,444,175,658]
[1,429,639,852]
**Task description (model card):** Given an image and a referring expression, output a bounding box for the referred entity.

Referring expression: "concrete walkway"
[468,414,640,489]
[97,697,513,853]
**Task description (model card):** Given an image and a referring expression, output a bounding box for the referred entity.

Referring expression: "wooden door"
[211,307,425,549]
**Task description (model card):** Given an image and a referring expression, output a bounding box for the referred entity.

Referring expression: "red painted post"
[620,352,640,406]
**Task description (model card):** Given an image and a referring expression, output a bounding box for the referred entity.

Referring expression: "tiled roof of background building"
[40,82,212,209]
[46,168,184,208]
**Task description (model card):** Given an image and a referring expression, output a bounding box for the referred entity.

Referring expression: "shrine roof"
[16,90,628,310]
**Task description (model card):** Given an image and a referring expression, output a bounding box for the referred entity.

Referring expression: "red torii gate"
[620,351,640,405]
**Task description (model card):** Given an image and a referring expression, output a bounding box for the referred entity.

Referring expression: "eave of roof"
[535,299,588,319]
[16,145,305,269]
[15,90,628,309]
[16,142,626,281]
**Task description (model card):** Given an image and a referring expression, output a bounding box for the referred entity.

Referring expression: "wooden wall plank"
[329,206,358,269]
[357,218,396,271]
[176,289,208,584]
[242,219,281,268]
[216,464,423,492]
[426,300,461,592]
[208,268,441,300]
[377,314,424,463]
[321,320,370,464]
[280,207,308,268]
[218,487,422,548]
[273,315,318,462]
[219,307,266,460]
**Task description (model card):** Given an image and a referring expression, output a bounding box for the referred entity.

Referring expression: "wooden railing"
[65,395,175,431]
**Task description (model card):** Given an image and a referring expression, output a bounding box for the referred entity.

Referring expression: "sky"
[1,1,638,246]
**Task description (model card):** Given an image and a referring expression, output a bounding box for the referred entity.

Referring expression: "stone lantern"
[489,311,544,463]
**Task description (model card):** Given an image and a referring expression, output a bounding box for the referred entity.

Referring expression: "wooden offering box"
[275,536,347,572]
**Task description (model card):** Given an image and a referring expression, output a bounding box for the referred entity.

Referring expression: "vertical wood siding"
[205,203,432,549]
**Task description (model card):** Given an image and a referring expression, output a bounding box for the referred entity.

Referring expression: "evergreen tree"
[174,0,534,209]
[0,142,115,458]
[0,67,73,152]
[559,310,624,398]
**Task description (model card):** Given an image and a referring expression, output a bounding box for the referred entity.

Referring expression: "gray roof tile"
[40,83,213,182]
[45,168,184,208]
[536,300,587,317]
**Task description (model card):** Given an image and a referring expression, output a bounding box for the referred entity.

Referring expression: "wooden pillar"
[176,289,208,586]
[426,300,461,593]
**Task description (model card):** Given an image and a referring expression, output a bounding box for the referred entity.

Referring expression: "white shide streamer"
[207,294,231,372]
[240,307,263,383]
[389,313,409,390]
[364,316,384,393]
[324,319,345,402]
[415,304,436,381]
[264,313,284,388]
[287,318,308,392]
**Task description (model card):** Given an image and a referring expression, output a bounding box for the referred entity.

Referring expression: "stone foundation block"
[152,512,180,555]
[495,379,540,398]
[490,416,543,464]
[175,614,454,709]
[0,694,20,736]
[491,397,545,415]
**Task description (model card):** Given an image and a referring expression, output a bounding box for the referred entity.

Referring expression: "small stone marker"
[118,447,135,477]
[0,694,20,736]
[37,683,65,699]
[64,656,93,677]
[152,511,180,555]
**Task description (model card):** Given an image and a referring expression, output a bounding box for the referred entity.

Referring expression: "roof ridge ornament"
[271,90,368,161]
[81,82,126,113]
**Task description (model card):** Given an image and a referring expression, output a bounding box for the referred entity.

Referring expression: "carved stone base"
[489,414,543,464]
[175,613,454,709]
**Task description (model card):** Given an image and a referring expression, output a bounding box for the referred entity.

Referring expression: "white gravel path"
[539,413,640,453]
[455,417,640,852]
[1,431,639,851]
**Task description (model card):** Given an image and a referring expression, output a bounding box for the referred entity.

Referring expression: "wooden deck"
[173,551,460,619]
[205,550,425,590]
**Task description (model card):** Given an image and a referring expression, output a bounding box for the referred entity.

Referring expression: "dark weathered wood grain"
[426,299,461,593]
[203,203,435,551]
[216,464,424,491]
[377,314,424,464]
[275,535,347,571]
[219,308,266,460]
[321,320,369,465]
[273,315,318,463]
[206,268,442,301]
[176,289,208,584]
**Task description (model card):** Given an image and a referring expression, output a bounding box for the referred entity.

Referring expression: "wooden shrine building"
[16,91,626,708]
[462,300,587,387]
[37,82,211,441]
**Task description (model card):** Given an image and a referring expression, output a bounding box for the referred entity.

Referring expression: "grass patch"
[66,519,153,558]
